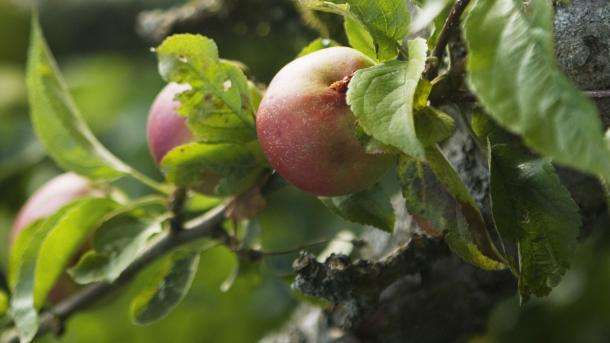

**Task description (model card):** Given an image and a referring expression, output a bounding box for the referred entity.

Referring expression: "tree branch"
[587,90,610,99]
[292,235,449,307]
[136,0,228,43]
[425,0,471,81]
[1,202,228,343]
[169,188,187,234]
[290,234,515,341]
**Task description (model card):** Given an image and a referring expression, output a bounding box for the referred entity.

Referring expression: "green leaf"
[0,119,45,183]
[185,109,255,144]
[0,290,7,317]
[157,33,218,85]
[347,0,410,41]
[347,0,410,60]
[413,79,432,111]
[470,107,499,147]
[410,0,452,34]
[414,106,455,146]
[220,256,260,293]
[9,221,41,290]
[69,216,162,284]
[161,142,267,196]
[298,0,350,16]
[185,193,223,213]
[398,147,505,270]
[424,146,476,209]
[156,34,256,144]
[26,16,131,180]
[130,249,200,325]
[344,16,376,60]
[464,0,610,180]
[301,0,407,60]
[34,198,118,306]
[297,38,340,57]
[347,38,428,159]
[353,123,400,155]
[8,197,118,342]
[320,183,395,232]
[247,81,263,113]
[445,231,506,271]
[9,205,75,343]
[490,144,580,299]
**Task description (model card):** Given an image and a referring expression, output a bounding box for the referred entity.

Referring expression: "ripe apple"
[146,82,193,164]
[256,47,394,196]
[11,172,100,302]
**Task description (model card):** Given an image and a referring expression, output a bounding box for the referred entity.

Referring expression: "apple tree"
[1,0,610,342]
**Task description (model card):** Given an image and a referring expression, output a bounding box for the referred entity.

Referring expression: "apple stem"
[329,73,354,94]
[128,168,173,195]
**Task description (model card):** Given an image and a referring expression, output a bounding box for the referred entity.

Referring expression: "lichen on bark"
[554,0,610,124]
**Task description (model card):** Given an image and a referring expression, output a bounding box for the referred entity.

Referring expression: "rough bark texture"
[554,0,610,125]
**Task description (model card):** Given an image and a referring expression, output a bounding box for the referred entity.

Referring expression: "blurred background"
[0,0,355,341]
[2,0,610,342]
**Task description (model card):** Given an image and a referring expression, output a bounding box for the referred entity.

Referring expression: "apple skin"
[146,82,194,164]
[11,173,96,241]
[256,47,394,196]
[11,172,99,303]
[146,83,226,195]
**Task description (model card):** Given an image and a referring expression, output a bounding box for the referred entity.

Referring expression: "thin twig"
[425,0,472,80]
[258,239,332,256]
[587,90,610,98]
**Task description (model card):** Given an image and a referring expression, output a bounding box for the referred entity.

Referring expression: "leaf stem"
[425,0,471,80]
[397,43,409,60]
[127,169,173,195]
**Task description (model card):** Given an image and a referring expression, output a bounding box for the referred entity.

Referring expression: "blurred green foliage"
[0,0,343,341]
[475,221,610,343]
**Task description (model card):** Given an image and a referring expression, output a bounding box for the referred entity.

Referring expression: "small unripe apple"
[256,47,393,196]
[146,82,194,164]
[146,83,235,195]
[11,172,99,302]
[11,173,97,241]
